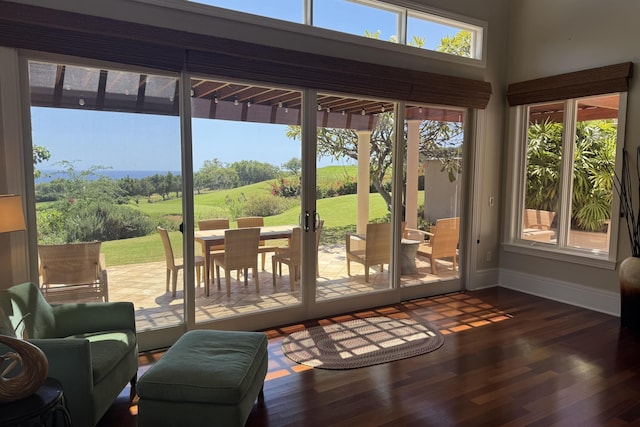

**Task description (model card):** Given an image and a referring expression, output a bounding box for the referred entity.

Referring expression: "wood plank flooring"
[97,287,640,426]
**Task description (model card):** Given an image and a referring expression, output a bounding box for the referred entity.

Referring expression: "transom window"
[181,0,484,60]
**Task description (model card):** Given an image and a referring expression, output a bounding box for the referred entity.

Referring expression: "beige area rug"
[281,316,444,369]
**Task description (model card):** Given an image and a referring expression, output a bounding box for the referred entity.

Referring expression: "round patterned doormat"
[281,316,444,369]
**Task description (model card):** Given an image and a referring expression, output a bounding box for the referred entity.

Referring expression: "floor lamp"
[0,194,49,403]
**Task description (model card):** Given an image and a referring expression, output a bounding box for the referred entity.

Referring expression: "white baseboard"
[499,268,620,317]
[466,268,499,290]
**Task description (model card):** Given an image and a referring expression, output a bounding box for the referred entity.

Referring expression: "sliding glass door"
[24,54,467,348]
[188,76,305,325]
[401,105,465,295]
[28,59,185,333]
[313,92,396,302]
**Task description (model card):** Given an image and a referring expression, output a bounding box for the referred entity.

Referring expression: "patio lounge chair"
[523,209,555,230]
[212,227,260,297]
[38,241,109,303]
[522,209,556,241]
[346,222,391,282]
[157,226,204,297]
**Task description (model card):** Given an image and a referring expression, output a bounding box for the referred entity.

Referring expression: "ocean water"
[36,170,181,184]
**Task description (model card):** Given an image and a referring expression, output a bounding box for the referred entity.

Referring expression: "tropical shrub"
[270,177,300,198]
[526,119,616,231]
[55,202,154,243]
[242,193,296,217]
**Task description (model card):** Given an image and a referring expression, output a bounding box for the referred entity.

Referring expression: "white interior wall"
[502,0,640,308]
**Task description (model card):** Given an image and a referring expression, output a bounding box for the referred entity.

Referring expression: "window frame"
[503,92,627,270]
[134,0,487,66]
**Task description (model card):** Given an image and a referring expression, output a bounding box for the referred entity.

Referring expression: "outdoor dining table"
[195,225,296,296]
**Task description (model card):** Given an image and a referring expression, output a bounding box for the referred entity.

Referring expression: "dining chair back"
[236,216,278,270]
[198,218,229,282]
[199,218,230,231]
[198,218,229,251]
[212,227,261,297]
[38,241,109,302]
[157,226,204,297]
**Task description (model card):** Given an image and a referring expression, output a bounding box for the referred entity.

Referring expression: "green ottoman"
[137,329,268,427]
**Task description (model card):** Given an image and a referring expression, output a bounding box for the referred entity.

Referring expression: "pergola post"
[406,120,420,229]
[356,130,372,235]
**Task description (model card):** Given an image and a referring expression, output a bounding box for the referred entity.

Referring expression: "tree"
[118,176,140,203]
[364,30,424,48]
[196,158,238,191]
[32,145,51,178]
[193,170,208,195]
[46,161,123,205]
[437,30,472,57]
[284,31,467,210]
[282,157,302,175]
[165,171,181,198]
[286,114,459,209]
[231,160,279,186]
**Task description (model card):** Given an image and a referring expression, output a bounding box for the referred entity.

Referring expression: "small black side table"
[0,378,72,426]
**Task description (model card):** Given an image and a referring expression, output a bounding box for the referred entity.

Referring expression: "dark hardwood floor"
[97,287,640,426]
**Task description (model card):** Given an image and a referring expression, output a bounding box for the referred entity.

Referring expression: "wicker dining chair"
[315,219,324,278]
[236,216,279,270]
[157,226,204,297]
[211,227,261,297]
[272,226,302,290]
[198,218,229,283]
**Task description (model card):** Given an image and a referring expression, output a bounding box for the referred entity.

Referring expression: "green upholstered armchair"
[0,282,138,426]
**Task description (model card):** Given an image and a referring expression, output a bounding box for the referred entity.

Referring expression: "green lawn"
[102,191,392,266]
[78,165,406,266]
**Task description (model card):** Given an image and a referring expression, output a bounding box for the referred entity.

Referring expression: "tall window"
[517,94,622,257]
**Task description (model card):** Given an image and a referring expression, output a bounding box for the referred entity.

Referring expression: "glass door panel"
[314,93,395,302]
[401,105,464,287]
[189,77,303,323]
[28,60,183,332]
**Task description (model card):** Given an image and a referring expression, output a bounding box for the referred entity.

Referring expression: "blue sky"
[32,108,311,172]
[31,1,459,173]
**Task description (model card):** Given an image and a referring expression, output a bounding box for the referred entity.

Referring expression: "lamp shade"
[0,195,26,233]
